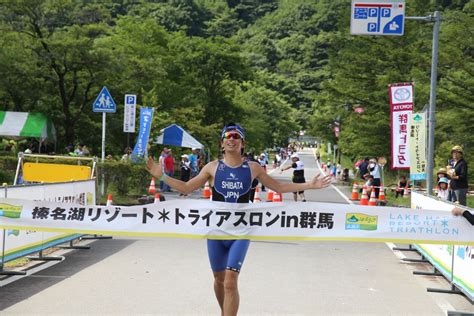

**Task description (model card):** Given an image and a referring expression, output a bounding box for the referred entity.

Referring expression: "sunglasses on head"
[222,132,242,140]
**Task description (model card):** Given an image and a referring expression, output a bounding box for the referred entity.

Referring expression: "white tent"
[0,111,56,141]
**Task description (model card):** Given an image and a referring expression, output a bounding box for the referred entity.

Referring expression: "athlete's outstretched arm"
[146,157,213,194]
[252,163,331,193]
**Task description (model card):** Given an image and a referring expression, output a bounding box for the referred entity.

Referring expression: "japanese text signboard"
[131,107,154,161]
[351,0,405,36]
[389,83,414,169]
[408,112,427,180]
[123,94,137,133]
[0,199,472,245]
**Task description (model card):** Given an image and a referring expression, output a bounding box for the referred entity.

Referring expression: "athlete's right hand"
[146,156,163,178]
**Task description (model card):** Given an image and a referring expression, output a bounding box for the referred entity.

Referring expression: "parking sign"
[351,0,405,36]
[123,94,137,133]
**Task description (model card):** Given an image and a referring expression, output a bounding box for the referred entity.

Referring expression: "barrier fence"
[411,192,473,302]
[0,179,96,274]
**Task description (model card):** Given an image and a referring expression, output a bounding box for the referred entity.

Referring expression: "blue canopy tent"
[154,124,204,149]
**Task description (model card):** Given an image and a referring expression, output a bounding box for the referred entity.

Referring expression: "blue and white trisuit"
[208,160,252,273]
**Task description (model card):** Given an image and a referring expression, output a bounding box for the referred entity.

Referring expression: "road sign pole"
[102,112,106,162]
[406,12,441,195]
[426,11,441,196]
[101,112,106,196]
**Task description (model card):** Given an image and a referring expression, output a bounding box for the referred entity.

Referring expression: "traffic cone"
[403,186,410,198]
[368,187,377,206]
[266,189,274,202]
[378,184,385,202]
[254,187,261,203]
[359,186,368,206]
[203,181,211,198]
[272,192,282,202]
[154,193,161,204]
[350,181,359,200]
[106,194,113,206]
[148,177,156,194]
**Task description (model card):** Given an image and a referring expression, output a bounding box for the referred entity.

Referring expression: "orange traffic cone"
[350,181,359,200]
[272,192,282,202]
[359,186,368,206]
[106,194,113,206]
[154,193,161,204]
[148,177,156,194]
[368,187,377,206]
[254,187,261,203]
[266,189,274,202]
[378,184,385,202]
[203,181,211,198]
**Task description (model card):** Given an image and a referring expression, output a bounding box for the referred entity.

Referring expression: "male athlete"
[146,123,331,316]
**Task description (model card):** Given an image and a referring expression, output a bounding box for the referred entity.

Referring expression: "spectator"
[158,149,167,191]
[436,167,448,182]
[395,175,408,198]
[74,144,84,156]
[368,158,381,198]
[163,149,174,192]
[437,177,449,201]
[448,145,468,206]
[121,147,133,161]
[189,148,199,178]
[179,154,191,196]
[258,153,267,192]
[81,144,90,156]
[358,157,369,181]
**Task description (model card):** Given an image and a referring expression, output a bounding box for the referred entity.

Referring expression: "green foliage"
[0,0,472,188]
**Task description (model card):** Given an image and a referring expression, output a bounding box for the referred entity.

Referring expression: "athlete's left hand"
[308,173,332,189]
[452,207,464,216]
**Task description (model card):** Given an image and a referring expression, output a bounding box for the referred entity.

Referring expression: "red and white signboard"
[389,83,413,169]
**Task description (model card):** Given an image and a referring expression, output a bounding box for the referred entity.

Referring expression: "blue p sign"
[381,8,391,17]
[126,95,136,105]
[367,23,377,32]
[368,8,378,17]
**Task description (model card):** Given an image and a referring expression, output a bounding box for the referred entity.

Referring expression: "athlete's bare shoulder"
[248,161,264,175]
[201,160,219,178]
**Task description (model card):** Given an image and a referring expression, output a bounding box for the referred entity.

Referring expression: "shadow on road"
[0,238,135,310]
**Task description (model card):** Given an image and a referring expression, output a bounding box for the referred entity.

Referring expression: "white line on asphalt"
[314,155,455,314]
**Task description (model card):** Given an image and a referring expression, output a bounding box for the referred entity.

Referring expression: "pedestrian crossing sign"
[93,86,116,113]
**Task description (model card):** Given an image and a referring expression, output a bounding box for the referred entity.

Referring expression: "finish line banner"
[0,198,472,245]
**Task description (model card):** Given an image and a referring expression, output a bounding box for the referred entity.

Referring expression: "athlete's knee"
[213,271,225,285]
[223,271,239,292]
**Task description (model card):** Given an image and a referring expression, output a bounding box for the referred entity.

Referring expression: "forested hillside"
[0,0,472,169]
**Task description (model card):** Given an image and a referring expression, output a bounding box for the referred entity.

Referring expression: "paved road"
[1,149,473,315]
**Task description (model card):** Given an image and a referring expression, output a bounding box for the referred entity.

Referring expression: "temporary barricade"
[411,192,473,301]
[0,179,96,271]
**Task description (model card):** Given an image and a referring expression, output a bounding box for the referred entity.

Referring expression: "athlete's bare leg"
[213,271,225,312]
[293,192,298,202]
[223,270,240,316]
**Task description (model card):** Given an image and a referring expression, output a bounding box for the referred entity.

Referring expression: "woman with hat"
[448,145,468,206]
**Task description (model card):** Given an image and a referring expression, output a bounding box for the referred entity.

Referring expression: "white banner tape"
[0,198,472,245]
